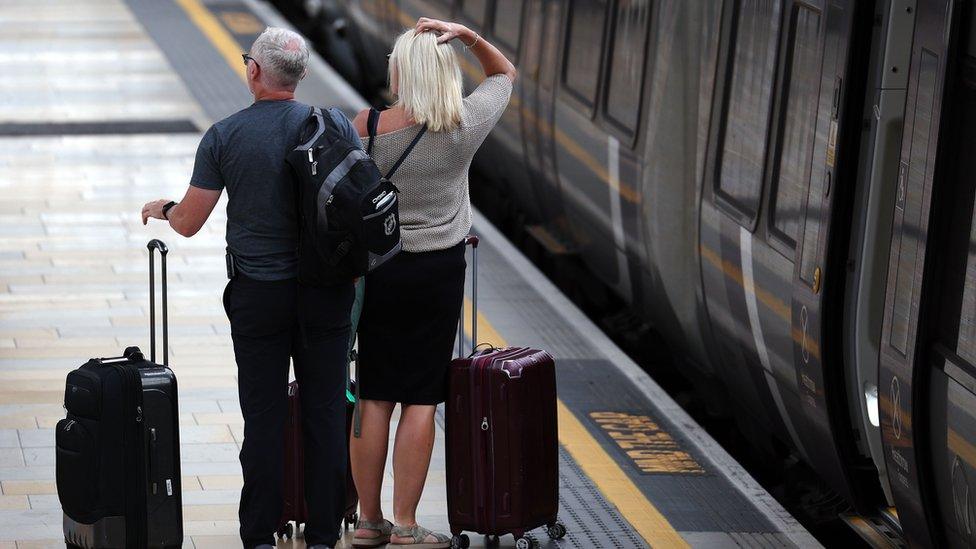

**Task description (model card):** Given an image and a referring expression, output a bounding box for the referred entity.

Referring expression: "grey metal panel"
[844,0,915,505]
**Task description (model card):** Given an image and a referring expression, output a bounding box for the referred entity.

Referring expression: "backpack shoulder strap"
[366,108,380,156]
[296,106,332,151]
[385,124,428,180]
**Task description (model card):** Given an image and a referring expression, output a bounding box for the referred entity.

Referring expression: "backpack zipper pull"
[481,417,489,431]
[308,148,318,175]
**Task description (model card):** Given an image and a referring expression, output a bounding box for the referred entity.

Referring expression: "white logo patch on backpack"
[384,213,397,236]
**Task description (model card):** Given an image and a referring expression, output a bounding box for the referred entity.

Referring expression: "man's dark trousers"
[223,273,354,548]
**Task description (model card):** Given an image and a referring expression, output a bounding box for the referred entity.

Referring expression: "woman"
[349,17,517,549]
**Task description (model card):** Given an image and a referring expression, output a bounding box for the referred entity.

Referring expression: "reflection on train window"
[493,0,523,51]
[771,5,823,248]
[563,0,608,106]
[957,204,976,365]
[890,51,939,355]
[463,0,487,26]
[716,0,782,221]
[605,0,652,133]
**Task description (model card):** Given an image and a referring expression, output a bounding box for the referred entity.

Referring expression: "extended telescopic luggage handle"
[147,239,169,367]
[457,235,479,357]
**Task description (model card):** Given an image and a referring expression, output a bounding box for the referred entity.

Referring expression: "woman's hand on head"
[415,17,472,45]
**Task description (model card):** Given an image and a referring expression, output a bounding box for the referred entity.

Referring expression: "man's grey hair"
[250,27,309,90]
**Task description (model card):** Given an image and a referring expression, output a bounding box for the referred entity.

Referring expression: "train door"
[554,0,650,299]
[784,0,870,501]
[699,0,794,451]
[878,0,959,546]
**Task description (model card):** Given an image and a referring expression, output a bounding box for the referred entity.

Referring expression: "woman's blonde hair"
[389,30,463,132]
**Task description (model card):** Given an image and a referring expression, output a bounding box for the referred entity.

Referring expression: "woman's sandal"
[352,518,393,548]
[390,524,451,548]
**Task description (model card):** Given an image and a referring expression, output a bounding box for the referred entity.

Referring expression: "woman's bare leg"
[350,399,396,540]
[390,403,438,540]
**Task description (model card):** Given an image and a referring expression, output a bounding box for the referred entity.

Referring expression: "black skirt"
[357,240,466,405]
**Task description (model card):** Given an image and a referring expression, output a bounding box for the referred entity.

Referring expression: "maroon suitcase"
[445,236,566,549]
[276,380,359,539]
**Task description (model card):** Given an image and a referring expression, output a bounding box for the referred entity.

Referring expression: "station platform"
[0,0,821,547]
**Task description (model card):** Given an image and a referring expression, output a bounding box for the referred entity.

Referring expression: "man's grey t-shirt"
[190,100,363,281]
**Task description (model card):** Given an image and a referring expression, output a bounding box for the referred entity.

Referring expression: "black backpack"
[287,107,425,285]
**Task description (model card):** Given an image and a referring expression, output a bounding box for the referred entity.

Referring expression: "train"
[272,0,976,546]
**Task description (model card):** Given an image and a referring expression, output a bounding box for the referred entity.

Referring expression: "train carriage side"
[271,0,976,545]
[697,0,887,513]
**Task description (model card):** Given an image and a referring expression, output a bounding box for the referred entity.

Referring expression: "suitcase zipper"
[483,359,496,533]
[479,354,492,531]
[108,360,148,548]
[470,354,485,531]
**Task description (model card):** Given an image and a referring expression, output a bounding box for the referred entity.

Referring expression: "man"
[141,27,360,549]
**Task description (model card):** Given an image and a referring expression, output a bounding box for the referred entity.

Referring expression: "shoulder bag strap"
[385,124,428,180]
[366,108,380,156]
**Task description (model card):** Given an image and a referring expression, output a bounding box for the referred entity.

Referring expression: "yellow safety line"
[462,296,688,547]
[175,0,247,82]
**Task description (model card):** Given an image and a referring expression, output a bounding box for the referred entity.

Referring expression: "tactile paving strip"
[554,448,650,548]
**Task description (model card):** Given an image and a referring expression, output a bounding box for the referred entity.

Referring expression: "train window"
[771,5,823,248]
[563,0,608,106]
[604,0,652,133]
[890,51,939,354]
[956,204,976,365]
[715,0,782,222]
[493,0,523,51]
[463,0,487,25]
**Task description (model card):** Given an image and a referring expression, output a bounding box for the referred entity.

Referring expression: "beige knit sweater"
[363,74,513,252]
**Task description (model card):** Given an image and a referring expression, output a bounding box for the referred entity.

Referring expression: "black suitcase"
[57,239,183,548]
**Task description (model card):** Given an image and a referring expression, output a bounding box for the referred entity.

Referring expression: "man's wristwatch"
[162,201,177,220]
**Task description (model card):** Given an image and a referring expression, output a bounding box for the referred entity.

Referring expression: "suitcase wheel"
[450,533,470,549]
[276,522,295,539]
[546,522,567,540]
[344,512,358,530]
[514,536,534,549]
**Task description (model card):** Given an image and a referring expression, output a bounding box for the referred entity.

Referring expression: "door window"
[463,0,488,25]
[562,0,609,106]
[771,5,824,248]
[605,0,652,133]
[716,0,782,223]
[890,51,939,354]
[493,0,523,51]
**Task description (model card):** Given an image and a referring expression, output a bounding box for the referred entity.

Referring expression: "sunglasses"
[242,53,260,68]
